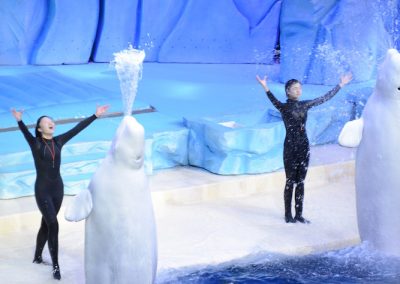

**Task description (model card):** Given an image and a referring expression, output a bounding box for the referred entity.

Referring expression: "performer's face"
[39,117,56,136]
[287,83,302,100]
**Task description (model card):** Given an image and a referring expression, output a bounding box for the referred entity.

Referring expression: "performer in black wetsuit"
[256,74,352,224]
[11,105,108,280]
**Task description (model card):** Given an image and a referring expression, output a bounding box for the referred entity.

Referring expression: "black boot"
[33,245,43,264]
[285,214,296,223]
[53,264,61,280]
[294,215,310,224]
[284,181,296,223]
[32,255,43,264]
[294,183,310,224]
[34,217,48,264]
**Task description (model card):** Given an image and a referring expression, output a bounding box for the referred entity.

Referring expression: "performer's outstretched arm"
[305,73,353,108]
[12,109,36,146]
[256,75,283,111]
[57,105,109,145]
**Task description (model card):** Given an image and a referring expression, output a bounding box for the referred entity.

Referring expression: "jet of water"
[112,45,146,116]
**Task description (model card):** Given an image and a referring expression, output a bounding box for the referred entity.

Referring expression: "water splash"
[139,33,155,50]
[112,45,145,116]
[314,42,349,75]
[375,0,400,49]
[158,243,400,283]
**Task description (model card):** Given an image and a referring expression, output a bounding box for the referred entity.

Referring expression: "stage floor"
[0,144,359,283]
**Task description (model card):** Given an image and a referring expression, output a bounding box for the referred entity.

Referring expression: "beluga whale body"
[65,115,157,283]
[339,48,400,256]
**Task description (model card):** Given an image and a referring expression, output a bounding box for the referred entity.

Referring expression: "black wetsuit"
[17,115,97,267]
[265,85,341,221]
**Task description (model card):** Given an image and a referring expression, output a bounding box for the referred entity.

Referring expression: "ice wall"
[91,0,140,62]
[1,0,399,67]
[0,0,281,65]
[185,118,285,175]
[0,0,47,65]
[151,0,281,63]
[31,0,99,65]
[0,0,99,65]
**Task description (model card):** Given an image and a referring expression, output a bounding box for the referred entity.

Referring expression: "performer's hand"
[95,105,110,117]
[11,108,23,121]
[339,73,353,87]
[256,75,270,92]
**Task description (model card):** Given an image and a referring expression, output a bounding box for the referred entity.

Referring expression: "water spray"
[112,45,146,116]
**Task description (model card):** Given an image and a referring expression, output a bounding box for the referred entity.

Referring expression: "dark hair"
[285,79,301,96]
[35,115,50,138]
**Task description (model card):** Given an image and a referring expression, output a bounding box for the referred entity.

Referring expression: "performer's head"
[35,116,55,138]
[285,79,302,100]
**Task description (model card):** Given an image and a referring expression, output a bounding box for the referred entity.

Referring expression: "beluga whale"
[65,46,158,283]
[339,48,400,256]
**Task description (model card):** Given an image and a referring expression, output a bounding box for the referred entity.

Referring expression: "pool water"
[159,244,400,283]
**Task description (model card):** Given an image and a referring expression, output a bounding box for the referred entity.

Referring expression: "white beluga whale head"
[110,115,145,169]
[376,48,400,100]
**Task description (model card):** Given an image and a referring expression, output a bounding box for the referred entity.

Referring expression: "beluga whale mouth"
[132,155,144,168]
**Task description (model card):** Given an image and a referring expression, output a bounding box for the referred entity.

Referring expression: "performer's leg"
[283,148,297,223]
[33,217,48,263]
[36,195,61,280]
[294,151,310,224]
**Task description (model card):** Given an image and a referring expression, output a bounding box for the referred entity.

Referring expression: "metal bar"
[0,106,156,133]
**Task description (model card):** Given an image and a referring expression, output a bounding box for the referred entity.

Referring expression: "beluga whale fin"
[338,118,364,147]
[64,189,93,222]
